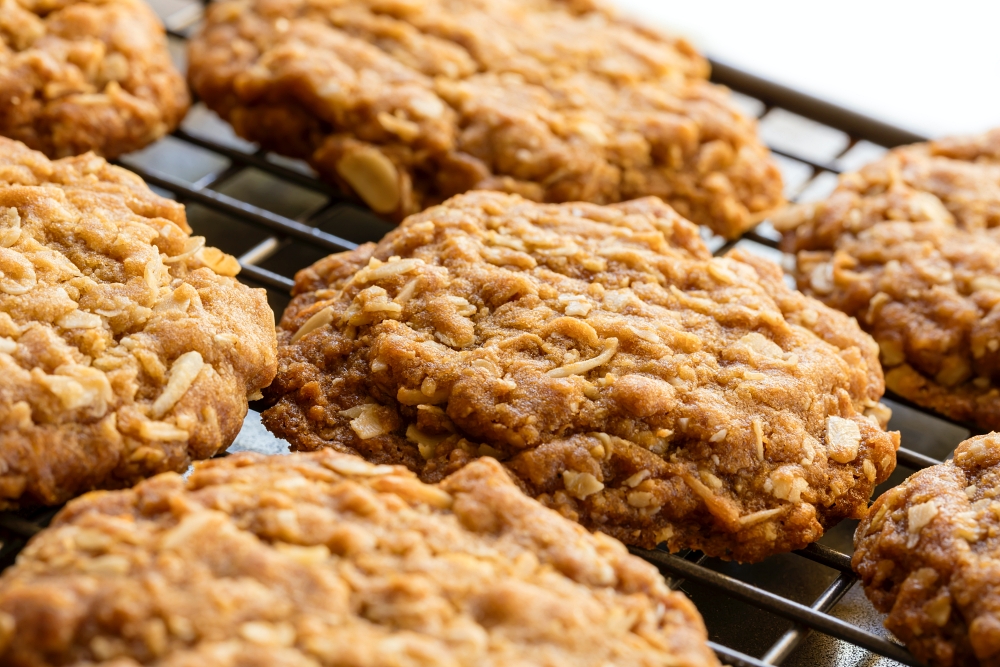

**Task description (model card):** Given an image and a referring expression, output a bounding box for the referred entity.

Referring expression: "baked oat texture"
[0,450,721,667]
[261,191,898,562]
[0,137,276,509]
[187,0,783,239]
[0,0,189,158]
[853,432,1000,667]
[775,128,1000,430]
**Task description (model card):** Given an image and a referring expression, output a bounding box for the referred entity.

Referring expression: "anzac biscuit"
[260,191,898,562]
[854,433,1000,667]
[0,137,276,508]
[0,0,189,158]
[0,450,720,667]
[187,0,783,239]
[775,128,1000,429]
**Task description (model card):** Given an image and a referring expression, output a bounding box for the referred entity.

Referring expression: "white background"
[617,0,1000,139]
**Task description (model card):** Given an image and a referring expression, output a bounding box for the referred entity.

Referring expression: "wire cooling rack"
[0,4,981,666]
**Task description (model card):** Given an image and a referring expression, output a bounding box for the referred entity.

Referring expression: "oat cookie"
[0,137,276,508]
[853,433,1000,667]
[0,450,720,667]
[187,0,782,239]
[775,128,1000,429]
[261,191,898,562]
[0,0,189,158]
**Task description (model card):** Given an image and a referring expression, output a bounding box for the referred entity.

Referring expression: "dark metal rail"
[709,58,929,148]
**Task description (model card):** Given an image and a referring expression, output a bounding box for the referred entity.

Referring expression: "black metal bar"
[0,537,27,571]
[708,59,928,148]
[186,153,249,193]
[630,546,922,667]
[240,263,295,292]
[172,129,342,198]
[896,447,942,471]
[187,160,297,288]
[742,229,782,249]
[794,542,853,574]
[712,237,741,257]
[166,27,194,40]
[119,164,359,253]
[886,389,988,437]
[0,507,62,541]
[760,572,856,665]
[0,514,43,538]
[767,146,842,176]
[709,641,774,667]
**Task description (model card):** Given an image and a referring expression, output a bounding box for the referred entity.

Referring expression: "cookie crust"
[187,0,782,239]
[0,450,720,667]
[775,129,1000,429]
[854,433,1000,667]
[261,191,897,562]
[0,137,276,508]
[0,0,189,158]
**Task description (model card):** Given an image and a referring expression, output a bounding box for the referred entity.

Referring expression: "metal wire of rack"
[0,4,982,666]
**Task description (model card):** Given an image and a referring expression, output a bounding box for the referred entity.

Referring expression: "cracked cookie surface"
[0,450,720,667]
[261,191,897,562]
[0,137,276,508]
[854,433,1000,667]
[775,128,1000,430]
[0,0,189,158]
[187,0,782,239]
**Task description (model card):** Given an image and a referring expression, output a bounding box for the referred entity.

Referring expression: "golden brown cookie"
[775,128,1000,429]
[0,0,189,158]
[0,450,720,667]
[0,137,276,508]
[186,0,782,239]
[260,191,898,562]
[854,433,1000,667]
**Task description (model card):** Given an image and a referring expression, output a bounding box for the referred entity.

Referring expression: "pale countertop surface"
[617,0,1000,139]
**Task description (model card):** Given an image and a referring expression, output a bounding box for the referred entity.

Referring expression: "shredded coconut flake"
[162,236,205,264]
[151,351,205,418]
[138,419,189,441]
[321,456,395,477]
[548,338,618,378]
[770,466,808,503]
[738,508,782,526]
[406,424,449,460]
[908,500,938,534]
[623,470,651,488]
[341,404,392,440]
[356,257,424,283]
[562,470,604,499]
[57,310,103,330]
[36,365,113,412]
[825,416,861,463]
[290,306,335,343]
[394,278,419,304]
[627,491,656,508]
[752,418,765,462]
